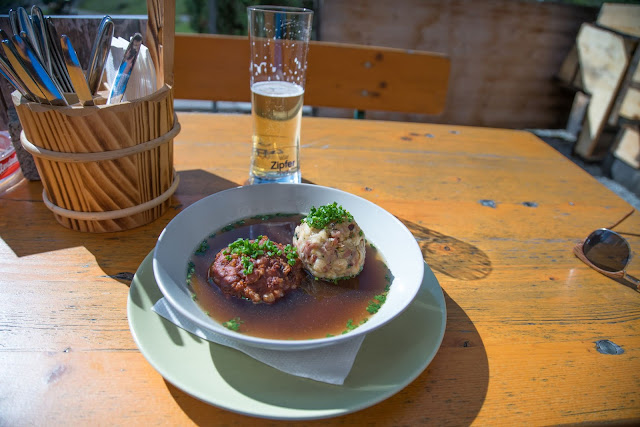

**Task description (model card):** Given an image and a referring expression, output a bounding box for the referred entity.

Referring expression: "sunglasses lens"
[583,229,631,272]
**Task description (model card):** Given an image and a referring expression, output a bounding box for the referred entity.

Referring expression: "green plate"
[127,251,446,420]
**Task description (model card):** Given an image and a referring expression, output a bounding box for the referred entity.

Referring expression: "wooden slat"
[566,91,590,137]
[556,44,582,90]
[618,87,640,122]
[173,33,450,115]
[597,3,640,39]
[173,34,250,103]
[613,125,640,169]
[610,44,640,125]
[574,24,628,160]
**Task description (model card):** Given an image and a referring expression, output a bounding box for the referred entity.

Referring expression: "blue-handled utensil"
[1,39,48,104]
[107,33,143,104]
[11,34,67,105]
[60,35,93,106]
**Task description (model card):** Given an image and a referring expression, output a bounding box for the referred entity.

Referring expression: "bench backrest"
[173,33,450,115]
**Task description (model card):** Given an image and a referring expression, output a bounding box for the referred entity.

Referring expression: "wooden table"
[1,113,639,425]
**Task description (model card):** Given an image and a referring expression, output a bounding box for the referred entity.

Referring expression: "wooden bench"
[173,33,450,116]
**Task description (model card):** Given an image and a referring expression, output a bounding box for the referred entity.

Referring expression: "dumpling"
[293,203,365,280]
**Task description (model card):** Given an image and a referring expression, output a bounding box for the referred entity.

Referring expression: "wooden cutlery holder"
[12,0,179,232]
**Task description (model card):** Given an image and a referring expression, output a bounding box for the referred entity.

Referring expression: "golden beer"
[250,81,304,183]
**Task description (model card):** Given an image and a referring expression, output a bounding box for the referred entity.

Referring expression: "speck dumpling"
[293,215,366,280]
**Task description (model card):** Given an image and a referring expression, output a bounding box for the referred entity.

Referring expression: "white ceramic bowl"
[153,183,424,351]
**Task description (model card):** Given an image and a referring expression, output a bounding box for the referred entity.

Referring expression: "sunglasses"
[574,209,639,291]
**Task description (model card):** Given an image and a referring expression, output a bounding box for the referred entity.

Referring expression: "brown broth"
[187,213,392,340]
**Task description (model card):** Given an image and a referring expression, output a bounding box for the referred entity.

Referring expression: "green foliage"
[185,0,209,33]
[0,0,31,13]
[42,0,74,14]
[14,0,315,35]
[215,0,254,35]
[216,0,314,35]
[76,0,148,15]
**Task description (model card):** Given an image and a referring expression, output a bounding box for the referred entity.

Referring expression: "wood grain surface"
[317,0,598,129]
[13,86,176,232]
[1,113,639,425]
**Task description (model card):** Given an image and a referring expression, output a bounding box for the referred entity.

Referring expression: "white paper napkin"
[152,298,365,385]
[104,36,157,102]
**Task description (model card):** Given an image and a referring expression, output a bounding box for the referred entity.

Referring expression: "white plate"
[153,183,425,350]
[128,251,446,420]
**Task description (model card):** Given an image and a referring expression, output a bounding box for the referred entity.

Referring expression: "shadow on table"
[162,288,488,425]
[401,219,492,281]
[0,169,240,285]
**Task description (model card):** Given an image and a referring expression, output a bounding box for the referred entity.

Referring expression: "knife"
[1,39,49,104]
[16,7,43,65]
[8,9,19,36]
[45,17,73,93]
[11,34,67,105]
[60,35,93,106]
[0,54,36,102]
[107,33,143,104]
[31,6,53,77]
[0,29,36,101]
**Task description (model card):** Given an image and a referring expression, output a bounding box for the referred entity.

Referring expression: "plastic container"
[0,130,23,195]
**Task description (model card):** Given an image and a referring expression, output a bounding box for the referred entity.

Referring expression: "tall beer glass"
[247,6,313,184]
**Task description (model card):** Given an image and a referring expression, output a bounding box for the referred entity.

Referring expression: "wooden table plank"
[1,113,639,425]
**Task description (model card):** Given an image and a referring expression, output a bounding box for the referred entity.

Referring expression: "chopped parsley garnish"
[340,318,368,335]
[223,317,243,331]
[303,202,354,229]
[224,236,298,275]
[366,291,388,314]
[284,244,298,265]
[195,239,209,255]
[342,319,356,334]
[186,261,196,285]
[240,255,254,274]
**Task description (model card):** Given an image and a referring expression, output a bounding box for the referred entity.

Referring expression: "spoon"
[86,15,114,95]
